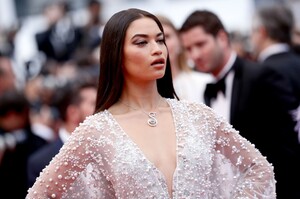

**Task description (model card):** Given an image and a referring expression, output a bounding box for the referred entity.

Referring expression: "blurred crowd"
[0,0,300,198]
[0,0,102,198]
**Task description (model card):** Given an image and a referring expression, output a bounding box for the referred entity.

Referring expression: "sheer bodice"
[26,99,276,198]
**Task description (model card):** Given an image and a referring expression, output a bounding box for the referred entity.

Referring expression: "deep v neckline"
[105,99,179,198]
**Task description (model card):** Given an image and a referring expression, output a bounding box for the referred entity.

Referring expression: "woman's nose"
[151,42,163,55]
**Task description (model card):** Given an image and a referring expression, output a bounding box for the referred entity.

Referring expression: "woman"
[156,14,211,103]
[26,8,276,199]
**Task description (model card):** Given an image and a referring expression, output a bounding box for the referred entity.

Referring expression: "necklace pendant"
[147,112,157,127]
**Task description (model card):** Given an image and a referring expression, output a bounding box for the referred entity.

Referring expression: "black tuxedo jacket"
[0,127,47,199]
[204,56,261,138]
[35,25,82,62]
[27,138,63,188]
[227,57,262,134]
[247,51,300,199]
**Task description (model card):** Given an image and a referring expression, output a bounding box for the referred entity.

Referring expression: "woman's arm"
[214,115,276,198]
[26,117,112,199]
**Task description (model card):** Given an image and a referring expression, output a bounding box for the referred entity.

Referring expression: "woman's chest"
[99,119,215,198]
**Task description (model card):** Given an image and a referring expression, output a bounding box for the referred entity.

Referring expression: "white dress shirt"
[58,127,71,143]
[210,52,237,122]
[258,43,289,62]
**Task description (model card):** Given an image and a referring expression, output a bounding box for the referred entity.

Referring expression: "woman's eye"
[135,41,147,46]
[157,39,165,44]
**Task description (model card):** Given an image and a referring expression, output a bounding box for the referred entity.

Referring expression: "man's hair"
[253,5,294,44]
[180,10,227,37]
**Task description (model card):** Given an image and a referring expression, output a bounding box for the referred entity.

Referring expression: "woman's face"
[123,17,168,83]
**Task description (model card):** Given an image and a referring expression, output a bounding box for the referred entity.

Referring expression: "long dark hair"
[95,8,178,113]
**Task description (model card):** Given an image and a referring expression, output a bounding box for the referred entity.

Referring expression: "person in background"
[250,5,300,199]
[25,61,84,143]
[26,8,275,199]
[0,55,17,94]
[75,0,104,68]
[292,26,300,54]
[179,10,261,142]
[156,14,211,103]
[0,89,47,199]
[27,79,97,188]
[35,1,82,62]
[25,75,61,144]
[229,30,254,61]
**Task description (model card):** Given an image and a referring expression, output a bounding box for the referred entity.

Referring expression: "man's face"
[180,26,224,75]
[249,16,265,59]
[0,57,16,94]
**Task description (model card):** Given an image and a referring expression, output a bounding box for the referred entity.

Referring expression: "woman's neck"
[120,80,162,109]
[120,92,162,111]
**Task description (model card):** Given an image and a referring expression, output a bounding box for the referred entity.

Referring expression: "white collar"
[31,123,56,142]
[58,127,71,143]
[215,51,237,81]
[258,43,289,62]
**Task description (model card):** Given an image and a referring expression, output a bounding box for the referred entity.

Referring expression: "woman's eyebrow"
[131,32,163,39]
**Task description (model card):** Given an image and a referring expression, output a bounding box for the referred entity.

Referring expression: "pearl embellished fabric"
[26,99,276,199]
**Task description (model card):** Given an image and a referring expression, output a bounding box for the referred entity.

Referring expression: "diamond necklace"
[120,97,162,127]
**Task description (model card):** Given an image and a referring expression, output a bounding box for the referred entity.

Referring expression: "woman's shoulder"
[167,98,225,130]
[167,98,213,113]
[81,111,110,126]
[71,111,113,138]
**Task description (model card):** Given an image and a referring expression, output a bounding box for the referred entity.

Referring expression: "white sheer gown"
[26,99,276,199]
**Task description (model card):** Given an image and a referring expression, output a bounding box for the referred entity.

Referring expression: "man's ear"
[257,26,268,38]
[216,29,230,46]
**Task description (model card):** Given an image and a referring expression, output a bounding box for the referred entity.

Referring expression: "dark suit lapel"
[230,57,243,124]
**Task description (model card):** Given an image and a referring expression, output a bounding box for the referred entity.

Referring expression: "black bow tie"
[204,77,226,106]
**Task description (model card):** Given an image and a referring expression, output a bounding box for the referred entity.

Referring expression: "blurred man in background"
[27,79,97,188]
[250,5,300,198]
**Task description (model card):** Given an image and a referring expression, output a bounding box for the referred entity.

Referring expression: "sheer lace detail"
[26,99,276,199]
